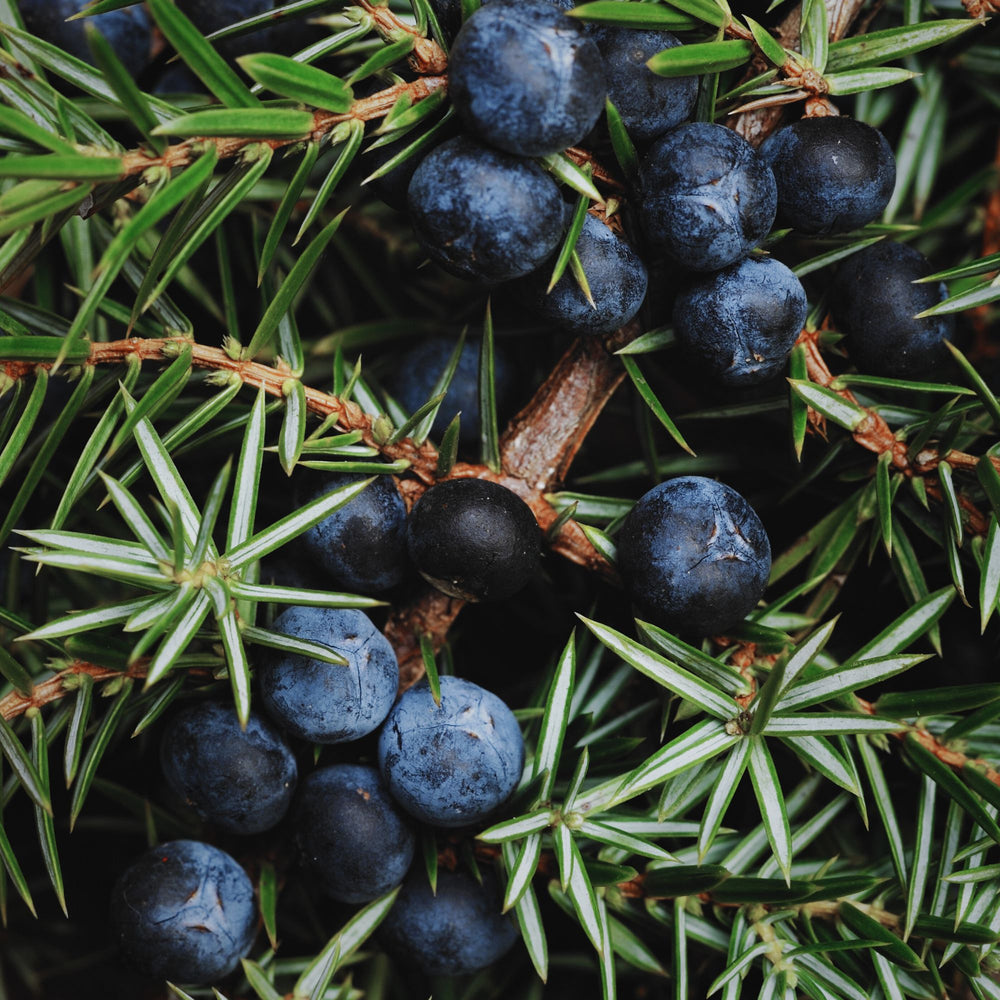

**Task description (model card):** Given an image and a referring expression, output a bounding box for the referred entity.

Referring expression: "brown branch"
[0,659,209,723]
[9,334,621,696]
[794,328,994,535]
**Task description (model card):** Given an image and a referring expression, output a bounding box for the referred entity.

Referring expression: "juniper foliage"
[0,0,998,997]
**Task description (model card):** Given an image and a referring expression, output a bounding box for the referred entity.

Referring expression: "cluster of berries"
[110,476,540,984]
[30,0,962,988]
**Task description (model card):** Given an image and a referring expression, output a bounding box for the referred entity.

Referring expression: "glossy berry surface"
[110,840,256,984]
[298,473,407,593]
[759,117,896,234]
[617,477,771,636]
[638,123,777,272]
[517,214,648,335]
[831,241,954,377]
[406,478,540,602]
[259,607,398,744]
[673,256,807,385]
[378,676,525,827]
[379,868,518,975]
[387,337,515,446]
[19,0,151,77]
[294,764,415,903]
[160,701,297,835]
[595,28,698,144]
[408,136,565,282]
[449,0,606,157]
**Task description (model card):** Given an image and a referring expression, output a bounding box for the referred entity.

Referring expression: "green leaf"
[0,369,47,490]
[903,733,1000,846]
[642,864,731,897]
[60,147,220,365]
[479,299,501,473]
[579,616,738,718]
[604,99,638,180]
[826,19,981,72]
[238,53,352,111]
[225,387,267,552]
[583,719,738,814]
[621,355,695,456]
[826,67,920,95]
[242,624,347,666]
[548,192,590,293]
[778,654,929,711]
[747,737,791,883]
[478,810,551,843]
[535,632,576,800]
[744,17,786,66]
[278,380,307,476]
[247,210,346,359]
[242,961,283,1000]
[85,22,165,153]
[904,772,936,939]
[154,107,314,139]
[147,0,261,108]
[911,914,999,945]
[848,586,953,663]
[569,1,698,29]
[0,712,51,815]
[30,714,66,915]
[538,152,604,204]
[763,713,904,736]
[636,620,747,696]
[788,379,869,431]
[698,740,751,860]
[226,477,375,568]
[800,0,828,72]
[228,581,384,609]
[980,517,1000,631]
[68,679,133,828]
[648,39,753,77]
[259,142,319,280]
[143,593,213,687]
[503,840,548,980]
[293,888,399,998]
[577,819,676,861]
[296,121,364,242]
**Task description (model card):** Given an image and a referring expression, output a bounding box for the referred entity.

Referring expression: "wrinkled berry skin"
[831,241,954,377]
[110,840,256,984]
[378,676,525,828]
[408,136,564,282]
[639,123,777,272]
[160,701,297,835]
[759,117,896,235]
[595,28,697,144]
[298,473,407,593]
[516,214,648,335]
[673,256,807,385]
[259,607,398,744]
[617,477,771,636]
[449,0,606,157]
[19,0,151,77]
[407,479,540,602]
[379,868,518,976]
[294,764,415,903]
[388,337,515,446]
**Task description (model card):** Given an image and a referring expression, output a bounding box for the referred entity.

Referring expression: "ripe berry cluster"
[111,476,539,983]
[56,0,962,988]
